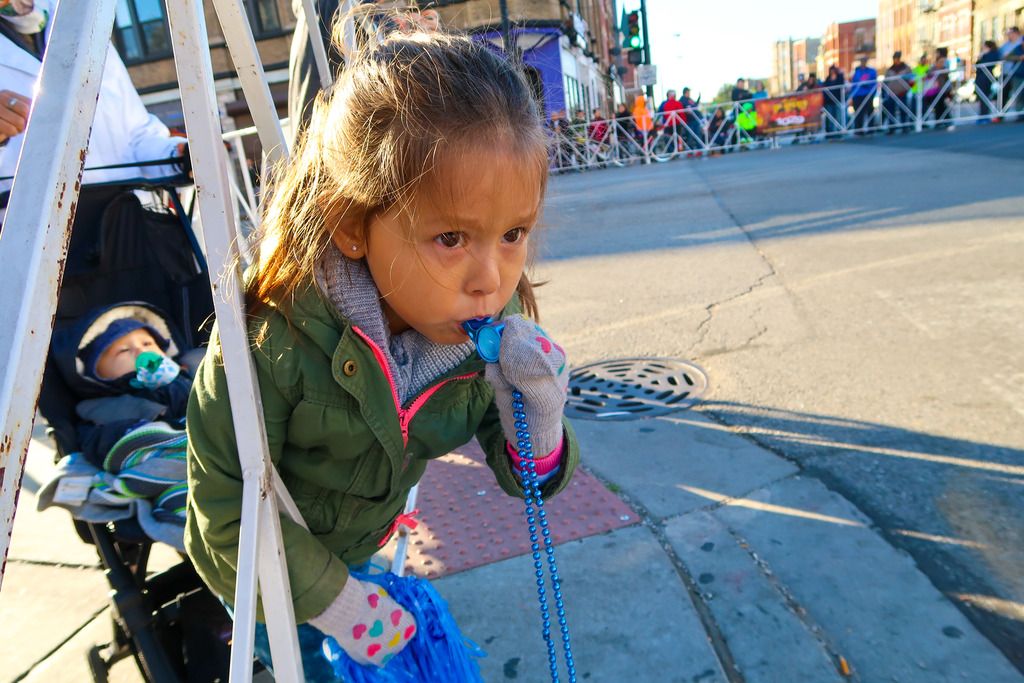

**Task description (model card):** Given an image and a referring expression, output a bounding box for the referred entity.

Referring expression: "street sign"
[636,64,657,87]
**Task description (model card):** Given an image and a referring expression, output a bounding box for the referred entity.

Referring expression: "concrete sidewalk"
[3,411,1021,682]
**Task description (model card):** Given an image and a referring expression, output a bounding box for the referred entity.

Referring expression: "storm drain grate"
[566,357,708,421]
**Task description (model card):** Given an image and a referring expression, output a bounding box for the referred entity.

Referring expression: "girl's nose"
[466,252,501,297]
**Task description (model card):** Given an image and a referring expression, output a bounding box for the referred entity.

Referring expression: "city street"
[3,125,1022,683]
[4,0,1024,679]
[536,124,1024,673]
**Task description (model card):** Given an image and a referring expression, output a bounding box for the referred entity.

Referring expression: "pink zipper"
[351,326,401,419]
[398,372,478,443]
[351,326,478,447]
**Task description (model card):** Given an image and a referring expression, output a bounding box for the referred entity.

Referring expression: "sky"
[616,0,879,102]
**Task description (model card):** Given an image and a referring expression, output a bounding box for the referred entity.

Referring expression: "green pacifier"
[135,351,165,374]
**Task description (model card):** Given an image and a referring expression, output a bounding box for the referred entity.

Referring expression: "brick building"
[877,0,919,67]
[936,0,975,71]
[429,0,619,117]
[974,0,1024,62]
[904,0,973,76]
[118,1,618,130]
[771,37,820,94]
[793,37,822,82]
[771,39,794,94]
[819,18,876,77]
[120,0,294,134]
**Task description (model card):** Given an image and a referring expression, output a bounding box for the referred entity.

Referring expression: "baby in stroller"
[23,179,227,680]
[38,301,200,550]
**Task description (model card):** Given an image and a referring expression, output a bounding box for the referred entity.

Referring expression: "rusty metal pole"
[0,0,117,589]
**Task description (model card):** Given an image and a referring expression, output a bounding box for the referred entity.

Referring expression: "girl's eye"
[435,232,464,248]
[503,227,527,244]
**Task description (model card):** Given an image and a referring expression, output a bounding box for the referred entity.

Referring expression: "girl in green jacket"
[184,19,580,680]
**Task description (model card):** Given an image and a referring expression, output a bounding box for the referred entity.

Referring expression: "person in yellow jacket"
[735,101,760,144]
[911,54,929,97]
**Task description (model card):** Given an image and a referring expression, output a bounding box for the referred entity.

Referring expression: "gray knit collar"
[316,248,474,404]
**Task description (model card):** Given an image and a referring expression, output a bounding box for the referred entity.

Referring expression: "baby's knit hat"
[78,318,169,382]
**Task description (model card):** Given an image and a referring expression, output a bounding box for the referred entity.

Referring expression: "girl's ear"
[328,203,368,260]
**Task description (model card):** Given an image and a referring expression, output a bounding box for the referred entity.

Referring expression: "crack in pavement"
[6,557,100,570]
[687,168,789,359]
[10,605,109,683]
[718,520,859,682]
[689,272,773,358]
[581,464,745,683]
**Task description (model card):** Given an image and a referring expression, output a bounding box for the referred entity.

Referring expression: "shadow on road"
[540,125,1024,262]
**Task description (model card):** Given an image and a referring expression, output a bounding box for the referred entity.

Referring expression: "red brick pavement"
[385,441,638,578]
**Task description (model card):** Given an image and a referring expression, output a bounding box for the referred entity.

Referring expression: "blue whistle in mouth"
[461,317,505,363]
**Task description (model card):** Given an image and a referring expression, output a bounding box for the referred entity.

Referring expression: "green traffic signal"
[622,9,643,50]
[618,9,643,50]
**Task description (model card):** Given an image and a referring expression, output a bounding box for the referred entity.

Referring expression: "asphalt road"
[535,123,1024,672]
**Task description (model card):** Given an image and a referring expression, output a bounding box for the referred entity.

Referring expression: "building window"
[564,75,581,116]
[246,0,282,38]
[114,0,172,64]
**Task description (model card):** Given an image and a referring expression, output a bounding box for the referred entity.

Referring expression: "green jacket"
[185,279,579,623]
[912,64,929,94]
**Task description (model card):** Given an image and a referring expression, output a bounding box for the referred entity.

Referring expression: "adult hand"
[0,90,31,144]
[175,141,192,178]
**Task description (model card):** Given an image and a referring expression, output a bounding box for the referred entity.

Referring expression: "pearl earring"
[351,245,358,252]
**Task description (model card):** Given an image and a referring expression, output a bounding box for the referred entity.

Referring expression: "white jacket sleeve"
[105,45,184,179]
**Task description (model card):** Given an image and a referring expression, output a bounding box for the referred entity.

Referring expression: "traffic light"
[624,11,642,50]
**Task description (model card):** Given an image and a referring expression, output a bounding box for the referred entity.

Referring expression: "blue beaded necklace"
[462,318,576,683]
[322,319,577,682]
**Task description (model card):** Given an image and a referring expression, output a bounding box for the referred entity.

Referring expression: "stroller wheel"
[87,644,110,683]
[86,618,136,683]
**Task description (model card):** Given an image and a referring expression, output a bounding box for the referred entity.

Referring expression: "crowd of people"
[548,26,1023,168]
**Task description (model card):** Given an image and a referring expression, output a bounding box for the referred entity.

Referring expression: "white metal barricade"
[542,64,1022,173]
[219,65,1022,176]
[165,1,304,679]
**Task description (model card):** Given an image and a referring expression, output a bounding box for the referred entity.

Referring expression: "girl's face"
[341,144,543,345]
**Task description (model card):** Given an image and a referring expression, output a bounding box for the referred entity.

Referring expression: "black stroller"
[23,177,232,682]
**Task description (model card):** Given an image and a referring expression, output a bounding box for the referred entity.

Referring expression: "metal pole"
[210,0,289,169]
[499,0,511,55]
[0,0,118,589]
[639,0,654,101]
[915,84,923,132]
[391,484,419,577]
[166,2,303,680]
[300,0,334,88]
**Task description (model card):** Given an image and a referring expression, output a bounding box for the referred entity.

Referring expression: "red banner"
[754,92,824,134]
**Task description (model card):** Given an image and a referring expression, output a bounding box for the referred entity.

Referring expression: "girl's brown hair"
[246,20,549,321]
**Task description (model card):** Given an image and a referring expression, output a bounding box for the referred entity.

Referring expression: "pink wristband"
[506,437,565,477]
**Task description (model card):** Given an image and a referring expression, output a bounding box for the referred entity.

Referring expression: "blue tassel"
[321,571,485,682]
